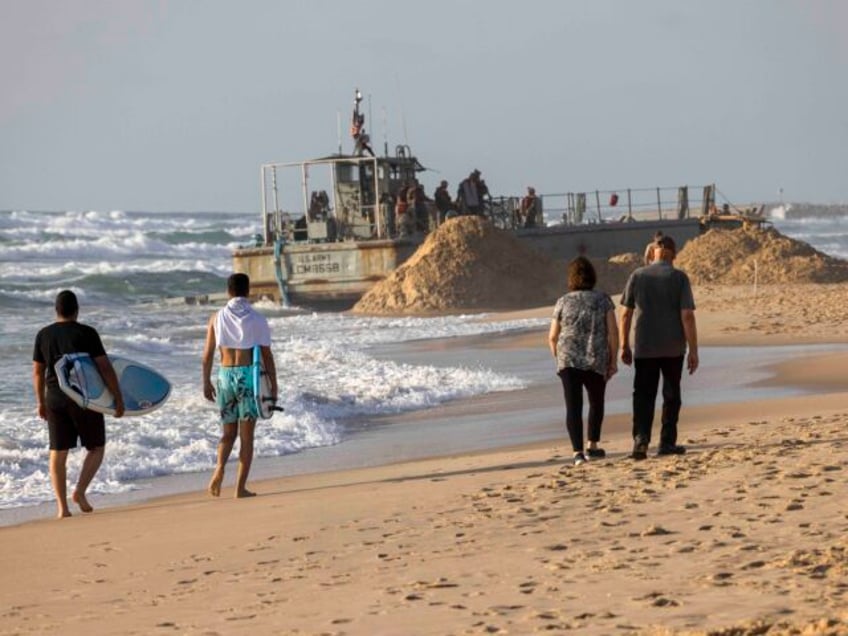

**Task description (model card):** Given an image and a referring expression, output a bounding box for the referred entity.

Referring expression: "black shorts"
[45,392,106,451]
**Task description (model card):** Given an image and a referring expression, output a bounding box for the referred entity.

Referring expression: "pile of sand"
[676,225,848,285]
[353,219,848,315]
[352,217,565,314]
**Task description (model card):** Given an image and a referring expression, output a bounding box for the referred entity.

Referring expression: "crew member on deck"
[351,89,375,157]
[520,186,540,228]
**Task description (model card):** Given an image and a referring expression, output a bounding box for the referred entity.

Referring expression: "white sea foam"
[767,204,789,220]
[771,216,848,259]
[115,334,174,354]
[5,257,232,278]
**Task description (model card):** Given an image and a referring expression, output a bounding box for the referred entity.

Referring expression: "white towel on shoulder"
[214,297,271,348]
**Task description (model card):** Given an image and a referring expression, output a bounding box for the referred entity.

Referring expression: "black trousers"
[632,356,684,448]
[558,367,607,452]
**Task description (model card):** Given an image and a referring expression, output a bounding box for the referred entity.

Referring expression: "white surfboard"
[55,353,171,417]
[252,345,280,419]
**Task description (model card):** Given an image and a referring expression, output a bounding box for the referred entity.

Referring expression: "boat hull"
[232,218,704,308]
[233,237,423,308]
[517,217,702,261]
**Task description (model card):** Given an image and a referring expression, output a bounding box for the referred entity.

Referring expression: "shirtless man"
[202,273,277,498]
[643,230,664,265]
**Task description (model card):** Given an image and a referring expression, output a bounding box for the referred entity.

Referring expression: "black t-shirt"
[33,321,107,396]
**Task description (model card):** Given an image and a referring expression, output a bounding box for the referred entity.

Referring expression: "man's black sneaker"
[658,445,686,456]
[586,448,606,459]
[631,444,648,461]
[573,452,587,466]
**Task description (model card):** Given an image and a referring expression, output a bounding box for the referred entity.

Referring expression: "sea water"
[0,208,845,512]
[0,209,540,511]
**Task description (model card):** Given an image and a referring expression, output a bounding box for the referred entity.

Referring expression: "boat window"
[335,164,359,183]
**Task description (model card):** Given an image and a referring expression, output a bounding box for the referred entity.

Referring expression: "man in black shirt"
[32,290,125,519]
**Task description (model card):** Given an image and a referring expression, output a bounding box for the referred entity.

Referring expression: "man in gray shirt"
[620,235,699,460]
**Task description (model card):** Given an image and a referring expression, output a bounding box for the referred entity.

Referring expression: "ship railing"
[259,179,721,243]
[480,185,716,230]
[542,184,716,226]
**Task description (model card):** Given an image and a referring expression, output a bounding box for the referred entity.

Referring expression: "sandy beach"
[3,284,848,635]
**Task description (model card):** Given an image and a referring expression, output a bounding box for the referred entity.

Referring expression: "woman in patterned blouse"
[548,256,619,466]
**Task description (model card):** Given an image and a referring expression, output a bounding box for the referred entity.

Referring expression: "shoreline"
[2,316,847,529]
[3,336,845,529]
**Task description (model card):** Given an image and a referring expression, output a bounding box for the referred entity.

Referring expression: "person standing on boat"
[395,181,413,237]
[434,180,454,224]
[354,132,374,157]
[350,88,374,157]
[519,186,540,228]
[32,290,125,519]
[406,179,430,233]
[202,273,277,498]
[548,257,618,466]
[620,235,699,460]
[457,170,483,215]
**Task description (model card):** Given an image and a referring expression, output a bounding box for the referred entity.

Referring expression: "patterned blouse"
[551,290,615,376]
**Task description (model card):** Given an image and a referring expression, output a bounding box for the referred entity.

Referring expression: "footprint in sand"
[518,581,538,595]
[634,591,680,607]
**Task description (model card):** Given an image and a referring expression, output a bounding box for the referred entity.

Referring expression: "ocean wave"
[0,289,58,309]
[75,270,227,302]
[111,333,174,355]
[0,270,227,305]
[0,233,236,261]
[0,258,232,281]
[268,312,546,349]
[147,229,242,246]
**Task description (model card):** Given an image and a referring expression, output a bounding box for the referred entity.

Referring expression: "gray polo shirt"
[620,261,695,358]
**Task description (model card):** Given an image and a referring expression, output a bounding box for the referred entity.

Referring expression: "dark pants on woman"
[558,367,607,452]
[632,356,684,449]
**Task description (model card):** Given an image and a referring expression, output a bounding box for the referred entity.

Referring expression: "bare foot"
[208,471,224,497]
[72,490,93,513]
[235,489,256,499]
[57,509,72,519]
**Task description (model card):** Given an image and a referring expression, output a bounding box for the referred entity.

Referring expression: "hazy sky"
[2,0,846,212]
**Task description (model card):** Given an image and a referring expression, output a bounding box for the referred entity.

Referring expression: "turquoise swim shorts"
[216,366,259,424]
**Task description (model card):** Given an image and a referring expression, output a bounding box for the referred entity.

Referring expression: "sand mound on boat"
[675,225,848,284]
[351,217,564,314]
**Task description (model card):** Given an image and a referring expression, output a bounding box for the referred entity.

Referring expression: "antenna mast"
[368,93,373,152]
[336,111,342,154]
[382,106,388,156]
